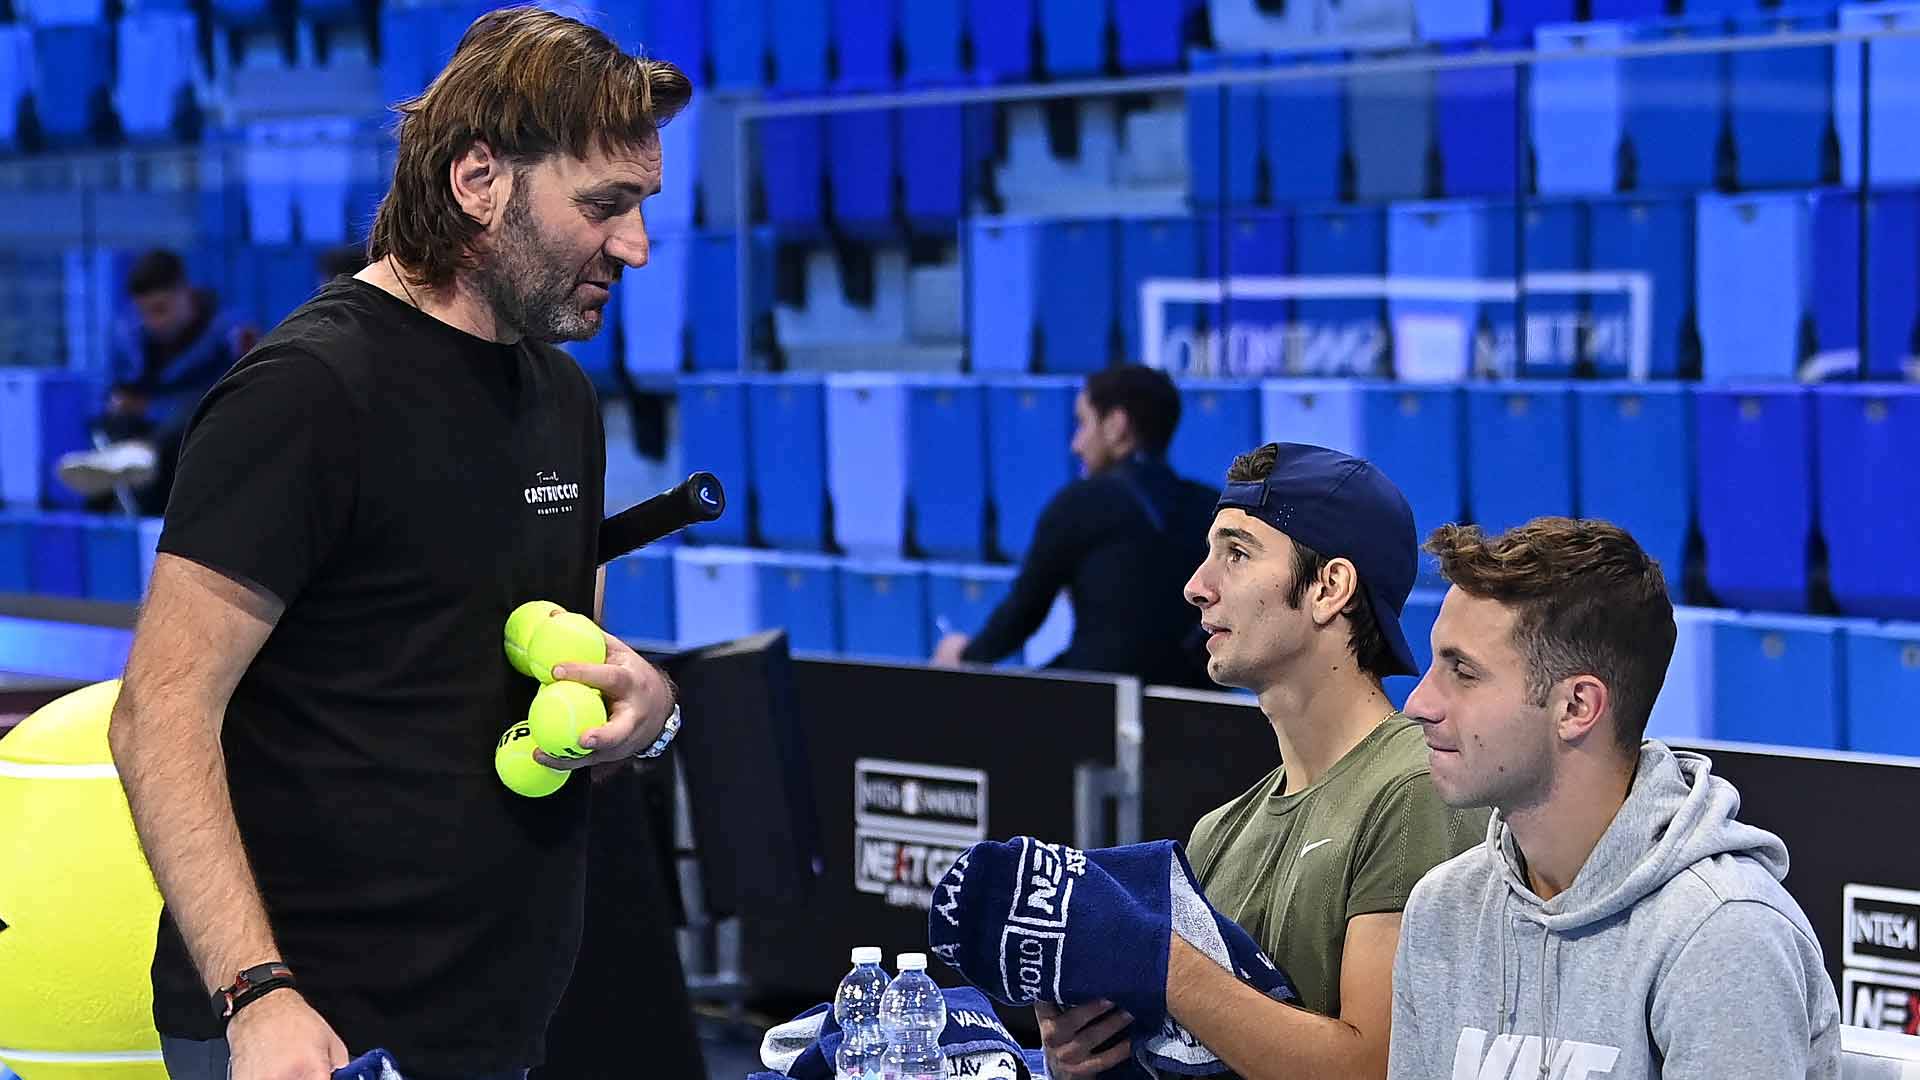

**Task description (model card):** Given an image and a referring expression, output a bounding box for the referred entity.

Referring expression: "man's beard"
[472,190,611,344]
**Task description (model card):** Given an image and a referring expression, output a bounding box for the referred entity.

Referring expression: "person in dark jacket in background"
[931,365,1217,689]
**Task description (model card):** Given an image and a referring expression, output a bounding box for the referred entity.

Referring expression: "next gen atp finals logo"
[1843,884,1920,1034]
[853,759,988,911]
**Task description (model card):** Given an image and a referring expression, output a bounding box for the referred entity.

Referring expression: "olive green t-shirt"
[1186,716,1489,1020]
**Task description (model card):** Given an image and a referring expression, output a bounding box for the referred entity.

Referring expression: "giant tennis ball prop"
[524,611,606,685]
[526,680,607,761]
[0,679,167,1080]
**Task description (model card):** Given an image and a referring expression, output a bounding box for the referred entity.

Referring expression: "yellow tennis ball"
[494,721,570,798]
[527,680,607,760]
[0,679,168,1080]
[525,611,606,684]
[504,600,565,679]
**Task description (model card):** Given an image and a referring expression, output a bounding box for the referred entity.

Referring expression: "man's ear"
[1555,674,1611,745]
[1311,557,1361,627]
[449,141,512,227]
[1099,406,1133,449]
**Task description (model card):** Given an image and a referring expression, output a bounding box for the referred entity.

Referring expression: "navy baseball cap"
[1214,443,1421,677]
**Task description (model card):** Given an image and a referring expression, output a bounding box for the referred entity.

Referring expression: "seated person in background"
[1039,442,1489,1079]
[1389,518,1841,1080]
[931,365,1217,689]
[58,249,257,514]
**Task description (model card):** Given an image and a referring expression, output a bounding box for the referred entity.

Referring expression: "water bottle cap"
[850,946,883,965]
[897,952,928,971]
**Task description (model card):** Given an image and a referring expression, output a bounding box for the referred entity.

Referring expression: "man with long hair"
[108,10,692,1079]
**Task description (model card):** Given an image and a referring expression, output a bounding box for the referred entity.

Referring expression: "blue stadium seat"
[1696,191,1812,382]
[903,0,965,82]
[623,231,690,376]
[1260,379,1366,456]
[1387,201,1517,381]
[1385,587,1446,708]
[561,295,620,393]
[762,113,827,237]
[687,229,775,372]
[1518,201,1590,377]
[826,374,909,561]
[1730,10,1834,190]
[1503,0,1578,36]
[770,0,830,91]
[829,110,898,236]
[648,0,709,89]
[1694,386,1814,612]
[243,123,296,246]
[1685,0,1763,13]
[1169,381,1260,489]
[1434,36,1522,198]
[675,376,753,546]
[969,218,1042,373]
[708,0,768,89]
[1646,606,1726,742]
[839,559,932,660]
[986,377,1079,560]
[901,101,989,232]
[1040,0,1107,77]
[1587,0,1661,19]
[908,378,990,562]
[1843,619,1920,755]
[755,551,842,653]
[0,370,96,512]
[1837,1,1920,187]
[1417,0,1491,39]
[1465,384,1577,535]
[1208,0,1315,48]
[970,0,1037,82]
[1116,0,1195,71]
[1119,217,1203,366]
[671,547,761,648]
[1817,386,1920,619]
[1036,218,1118,373]
[748,376,831,552]
[1622,16,1728,194]
[834,0,897,90]
[1810,190,1919,381]
[0,512,28,592]
[1711,613,1845,749]
[1202,211,1293,353]
[1574,384,1692,600]
[31,25,113,145]
[1532,23,1625,196]
[81,517,141,604]
[29,512,86,598]
[1587,196,1693,379]
[927,563,1016,644]
[1264,54,1347,205]
[1347,65,1433,202]
[1293,207,1387,377]
[0,27,31,151]
[378,5,441,106]
[116,11,199,142]
[1189,51,1263,209]
[601,549,677,645]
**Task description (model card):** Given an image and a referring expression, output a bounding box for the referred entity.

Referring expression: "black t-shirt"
[961,456,1217,688]
[147,279,606,1072]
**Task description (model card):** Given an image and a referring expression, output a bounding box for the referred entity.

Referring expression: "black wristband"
[214,961,297,1023]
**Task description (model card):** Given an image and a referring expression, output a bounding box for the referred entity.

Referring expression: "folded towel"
[757,984,1037,1080]
[332,1050,403,1080]
[926,836,1297,1076]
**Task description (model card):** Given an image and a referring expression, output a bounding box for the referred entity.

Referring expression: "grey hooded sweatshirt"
[1387,742,1842,1080]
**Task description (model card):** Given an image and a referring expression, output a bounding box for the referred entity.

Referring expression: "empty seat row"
[674,374,1920,621]
[964,190,1915,382]
[0,511,162,603]
[602,545,1075,665]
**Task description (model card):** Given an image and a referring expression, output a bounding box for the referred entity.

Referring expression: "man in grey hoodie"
[1387,517,1842,1080]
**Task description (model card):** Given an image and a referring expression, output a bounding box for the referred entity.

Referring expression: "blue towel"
[926,837,1297,1076]
[332,1050,403,1080]
[755,985,1037,1079]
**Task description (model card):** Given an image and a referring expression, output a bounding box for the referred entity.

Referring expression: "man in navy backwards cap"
[1036,442,1489,1080]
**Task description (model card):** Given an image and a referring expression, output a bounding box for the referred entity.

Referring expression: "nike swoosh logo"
[1300,838,1336,857]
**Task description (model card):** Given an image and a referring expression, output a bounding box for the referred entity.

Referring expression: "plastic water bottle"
[878,952,948,1080]
[833,946,889,1080]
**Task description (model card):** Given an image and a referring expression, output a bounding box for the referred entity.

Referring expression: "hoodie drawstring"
[1495,891,1511,1038]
